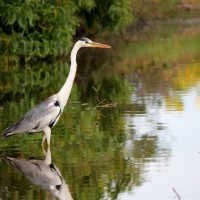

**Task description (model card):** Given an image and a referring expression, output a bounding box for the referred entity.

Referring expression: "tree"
[0,0,133,63]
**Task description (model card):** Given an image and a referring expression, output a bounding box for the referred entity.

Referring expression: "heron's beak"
[91,42,111,48]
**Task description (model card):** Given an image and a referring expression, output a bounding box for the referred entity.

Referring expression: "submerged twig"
[92,85,117,110]
[96,102,117,108]
[172,187,181,200]
[92,85,102,103]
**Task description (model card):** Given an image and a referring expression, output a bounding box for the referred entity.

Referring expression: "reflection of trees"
[0,61,71,103]
[75,48,131,104]
[110,24,200,112]
[80,74,131,105]
[125,60,200,112]
[0,35,171,200]
[0,99,167,200]
[53,104,168,200]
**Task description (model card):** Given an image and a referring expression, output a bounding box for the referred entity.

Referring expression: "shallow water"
[121,83,200,200]
[1,24,200,200]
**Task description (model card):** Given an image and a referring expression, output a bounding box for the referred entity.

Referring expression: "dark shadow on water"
[1,147,73,200]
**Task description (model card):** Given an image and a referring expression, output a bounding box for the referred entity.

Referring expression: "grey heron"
[2,147,73,200]
[1,37,111,146]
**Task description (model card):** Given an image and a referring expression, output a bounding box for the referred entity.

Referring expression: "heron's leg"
[43,127,51,146]
[43,146,52,165]
[41,134,47,147]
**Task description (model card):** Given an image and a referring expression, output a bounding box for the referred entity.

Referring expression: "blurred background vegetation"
[0,0,200,64]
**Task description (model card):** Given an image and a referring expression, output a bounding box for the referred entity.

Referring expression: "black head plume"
[79,37,90,43]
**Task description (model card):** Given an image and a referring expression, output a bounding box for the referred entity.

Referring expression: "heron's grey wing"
[2,155,73,200]
[2,156,62,190]
[2,95,61,138]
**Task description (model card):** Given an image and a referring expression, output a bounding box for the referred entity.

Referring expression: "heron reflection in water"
[2,147,72,200]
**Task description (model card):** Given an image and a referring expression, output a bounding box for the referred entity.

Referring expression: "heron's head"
[78,37,111,48]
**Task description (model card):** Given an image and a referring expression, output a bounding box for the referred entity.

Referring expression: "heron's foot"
[43,146,52,165]
[41,133,51,149]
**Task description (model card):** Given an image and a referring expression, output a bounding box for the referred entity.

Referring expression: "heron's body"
[1,38,110,146]
[2,95,61,143]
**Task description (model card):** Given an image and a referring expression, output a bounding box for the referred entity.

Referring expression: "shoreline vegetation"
[0,0,200,66]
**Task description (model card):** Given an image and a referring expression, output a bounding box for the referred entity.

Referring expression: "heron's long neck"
[57,43,80,111]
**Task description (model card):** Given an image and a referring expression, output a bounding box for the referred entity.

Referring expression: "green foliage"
[0,0,133,63]
[77,0,133,33]
[0,0,77,62]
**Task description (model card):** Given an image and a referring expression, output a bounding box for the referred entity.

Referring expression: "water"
[122,87,200,200]
[1,24,200,200]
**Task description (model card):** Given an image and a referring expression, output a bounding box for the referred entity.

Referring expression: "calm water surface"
[0,24,200,200]
[121,83,200,200]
